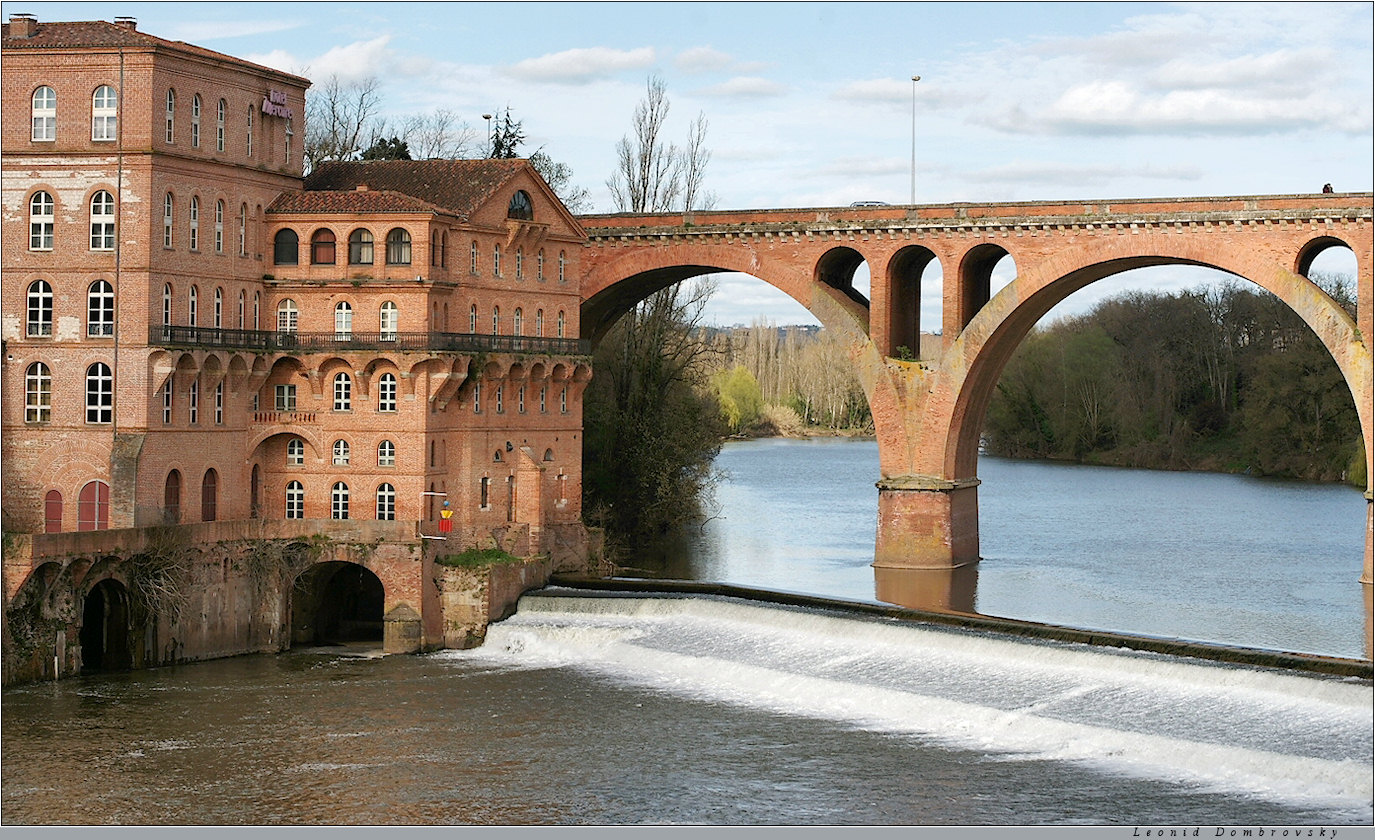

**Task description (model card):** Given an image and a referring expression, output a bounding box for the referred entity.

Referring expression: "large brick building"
[2,14,591,559]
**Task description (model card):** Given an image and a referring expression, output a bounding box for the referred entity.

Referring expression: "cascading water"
[465,589,1373,820]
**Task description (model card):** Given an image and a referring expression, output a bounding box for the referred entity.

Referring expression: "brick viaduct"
[577,192,1375,584]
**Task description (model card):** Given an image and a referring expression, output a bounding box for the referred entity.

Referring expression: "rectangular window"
[495,385,504,414]
[214,382,224,424]
[189,380,199,424]
[274,384,296,411]
[162,381,172,424]
[480,476,490,509]
[473,383,482,413]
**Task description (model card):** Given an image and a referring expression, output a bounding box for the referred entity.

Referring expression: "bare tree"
[530,151,592,213]
[682,112,717,212]
[609,76,688,213]
[388,109,479,160]
[304,75,383,172]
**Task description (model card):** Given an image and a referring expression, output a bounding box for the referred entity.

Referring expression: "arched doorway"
[291,562,385,648]
[80,578,132,673]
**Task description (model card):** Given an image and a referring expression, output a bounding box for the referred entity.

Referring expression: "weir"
[474,587,1374,819]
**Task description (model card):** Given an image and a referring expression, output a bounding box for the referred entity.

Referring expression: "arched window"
[189,195,200,250]
[162,284,172,327]
[378,373,398,412]
[77,480,110,531]
[213,286,223,328]
[543,448,555,462]
[285,481,304,519]
[492,305,500,335]
[334,302,353,339]
[558,250,566,283]
[246,104,253,157]
[87,280,114,337]
[536,309,544,337]
[32,86,56,141]
[537,249,545,281]
[557,310,566,338]
[513,308,523,336]
[376,483,396,520]
[287,437,305,466]
[238,204,247,256]
[331,482,350,520]
[378,440,396,467]
[333,373,352,412]
[189,379,199,424]
[163,193,174,247]
[86,363,113,424]
[161,379,172,423]
[333,439,351,465]
[164,470,182,522]
[277,299,298,332]
[348,229,374,264]
[25,362,51,423]
[493,243,502,276]
[188,285,198,326]
[27,280,53,336]
[190,93,201,147]
[515,247,524,280]
[92,85,117,141]
[311,229,336,264]
[90,190,115,250]
[507,190,533,220]
[215,98,226,152]
[380,301,398,340]
[469,304,478,333]
[44,490,63,534]
[29,191,54,250]
[273,229,299,264]
[214,200,224,253]
[165,89,175,143]
[253,291,261,329]
[238,290,246,329]
[470,240,479,274]
[385,228,411,264]
[201,469,218,521]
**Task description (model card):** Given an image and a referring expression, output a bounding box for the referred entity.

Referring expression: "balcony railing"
[149,325,590,356]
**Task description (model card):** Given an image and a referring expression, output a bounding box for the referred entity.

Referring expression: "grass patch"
[435,547,525,568]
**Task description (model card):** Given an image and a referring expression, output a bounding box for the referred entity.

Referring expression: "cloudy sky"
[21,1,1373,326]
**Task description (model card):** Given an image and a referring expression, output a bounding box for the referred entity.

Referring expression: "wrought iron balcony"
[148,325,590,356]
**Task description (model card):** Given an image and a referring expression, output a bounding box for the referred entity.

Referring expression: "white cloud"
[696,76,786,98]
[302,35,398,84]
[505,47,656,84]
[241,49,304,77]
[676,46,734,73]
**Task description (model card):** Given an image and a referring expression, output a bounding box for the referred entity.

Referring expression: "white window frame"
[32,86,56,141]
[29,191,54,250]
[378,373,397,412]
[25,362,52,423]
[92,85,118,142]
[87,280,114,337]
[86,363,113,424]
[90,190,116,250]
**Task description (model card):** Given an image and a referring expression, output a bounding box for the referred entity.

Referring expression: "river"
[2,441,1371,825]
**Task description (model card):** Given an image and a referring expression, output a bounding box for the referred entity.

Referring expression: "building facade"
[2,15,590,562]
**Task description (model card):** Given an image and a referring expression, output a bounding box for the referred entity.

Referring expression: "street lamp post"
[482,113,493,157]
[910,75,921,205]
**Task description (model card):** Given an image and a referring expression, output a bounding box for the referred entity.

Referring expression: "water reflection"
[872,564,979,614]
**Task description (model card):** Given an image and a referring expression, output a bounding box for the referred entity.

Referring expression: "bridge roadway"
[576,192,1375,581]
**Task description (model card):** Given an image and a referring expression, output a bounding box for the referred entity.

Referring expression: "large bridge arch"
[930,241,1371,483]
[580,242,871,346]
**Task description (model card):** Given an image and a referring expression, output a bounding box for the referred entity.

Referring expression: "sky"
[14,1,1372,327]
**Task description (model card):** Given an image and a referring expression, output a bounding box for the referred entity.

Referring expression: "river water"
[3,441,1371,825]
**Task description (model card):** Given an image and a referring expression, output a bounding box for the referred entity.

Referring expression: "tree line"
[981,275,1364,484]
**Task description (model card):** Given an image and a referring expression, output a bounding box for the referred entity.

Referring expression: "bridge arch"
[930,242,1370,483]
[882,246,940,358]
[580,241,872,345]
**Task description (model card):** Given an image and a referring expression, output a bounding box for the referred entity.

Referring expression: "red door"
[77,480,110,531]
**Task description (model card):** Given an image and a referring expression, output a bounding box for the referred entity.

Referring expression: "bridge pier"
[873,476,981,570]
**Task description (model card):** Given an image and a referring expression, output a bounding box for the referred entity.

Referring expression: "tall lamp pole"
[483,113,493,157]
[910,75,921,205]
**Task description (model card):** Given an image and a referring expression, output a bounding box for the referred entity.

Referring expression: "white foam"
[448,592,1373,816]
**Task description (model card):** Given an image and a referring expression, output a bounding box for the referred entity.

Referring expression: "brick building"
[2,14,591,559]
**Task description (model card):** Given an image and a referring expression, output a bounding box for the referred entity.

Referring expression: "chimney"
[113,16,136,29]
[8,14,37,38]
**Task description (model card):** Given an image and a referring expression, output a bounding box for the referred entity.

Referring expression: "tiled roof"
[1,19,309,83]
[304,159,530,220]
[266,189,447,215]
